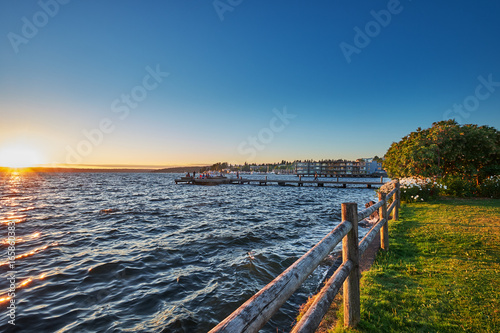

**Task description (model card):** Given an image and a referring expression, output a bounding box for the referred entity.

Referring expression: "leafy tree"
[209,162,228,171]
[384,120,500,186]
[241,162,251,172]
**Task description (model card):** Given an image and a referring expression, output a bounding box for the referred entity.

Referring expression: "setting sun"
[0,145,45,168]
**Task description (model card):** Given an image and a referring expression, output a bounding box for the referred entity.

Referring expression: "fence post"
[378,192,389,250]
[394,179,400,221]
[342,202,360,327]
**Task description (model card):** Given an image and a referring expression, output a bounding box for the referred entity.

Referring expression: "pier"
[175,176,385,188]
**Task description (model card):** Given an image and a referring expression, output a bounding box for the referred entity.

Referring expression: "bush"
[406,175,500,199]
[398,177,443,203]
[480,176,500,198]
[440,176,480,197]
[384,176,499,202]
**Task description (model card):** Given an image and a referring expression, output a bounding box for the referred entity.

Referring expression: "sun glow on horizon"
[0,144,45,169]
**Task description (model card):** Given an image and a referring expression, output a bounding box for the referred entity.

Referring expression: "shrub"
[480,175,500,198]
[399,177,443,203]
[440,176,479,197]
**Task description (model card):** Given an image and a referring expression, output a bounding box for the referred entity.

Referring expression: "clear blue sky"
[1,0,499,167]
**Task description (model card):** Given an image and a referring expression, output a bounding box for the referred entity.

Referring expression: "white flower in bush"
[396,176,444,202]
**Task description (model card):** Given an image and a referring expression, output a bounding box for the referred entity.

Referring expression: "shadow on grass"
[435,197,500,208]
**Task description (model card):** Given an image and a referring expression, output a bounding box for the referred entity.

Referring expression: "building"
[359,158,384,175]
[295,158,384,177]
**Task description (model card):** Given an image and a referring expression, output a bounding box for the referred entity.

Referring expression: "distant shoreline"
[151,166,208,173]
[0,167,154,173]
[0,166,209,174]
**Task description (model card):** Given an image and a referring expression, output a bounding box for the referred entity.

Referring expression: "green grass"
[329,198,500,333]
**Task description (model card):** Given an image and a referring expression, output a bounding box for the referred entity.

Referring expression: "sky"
[1,0,499,168]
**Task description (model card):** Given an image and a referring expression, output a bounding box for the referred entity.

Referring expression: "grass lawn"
[328,198,500,333]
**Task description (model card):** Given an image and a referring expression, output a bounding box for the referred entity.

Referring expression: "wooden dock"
[175,176,384,188]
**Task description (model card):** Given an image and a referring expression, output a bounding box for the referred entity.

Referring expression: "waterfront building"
[295,158,385,177]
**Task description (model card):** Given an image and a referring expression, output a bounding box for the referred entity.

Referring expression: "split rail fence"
[209,179,401,333]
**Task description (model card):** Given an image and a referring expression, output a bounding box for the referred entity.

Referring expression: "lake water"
[0,172,381,332]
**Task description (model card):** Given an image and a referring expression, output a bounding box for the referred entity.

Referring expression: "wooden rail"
[209,179,401,333]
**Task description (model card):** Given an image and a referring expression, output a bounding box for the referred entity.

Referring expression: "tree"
[384,120,500,185]
[241,162,251,172]
[210,162,228,171]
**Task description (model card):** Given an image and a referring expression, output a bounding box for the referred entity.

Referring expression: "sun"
[0,145,45,169]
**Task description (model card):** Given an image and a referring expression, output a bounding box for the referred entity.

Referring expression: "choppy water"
[0,172,381,332]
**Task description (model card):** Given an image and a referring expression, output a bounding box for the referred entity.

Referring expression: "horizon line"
[30,163,212,170]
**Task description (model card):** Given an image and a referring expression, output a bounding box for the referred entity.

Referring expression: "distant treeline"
[153,161,297,173]
[198,161,297,172]
[152,166,208,173]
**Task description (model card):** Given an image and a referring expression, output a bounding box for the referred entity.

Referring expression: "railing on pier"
[209,180,401,333]
[176,176,385,188]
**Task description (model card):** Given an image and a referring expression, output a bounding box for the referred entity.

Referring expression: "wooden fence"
[208,179,401,333]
